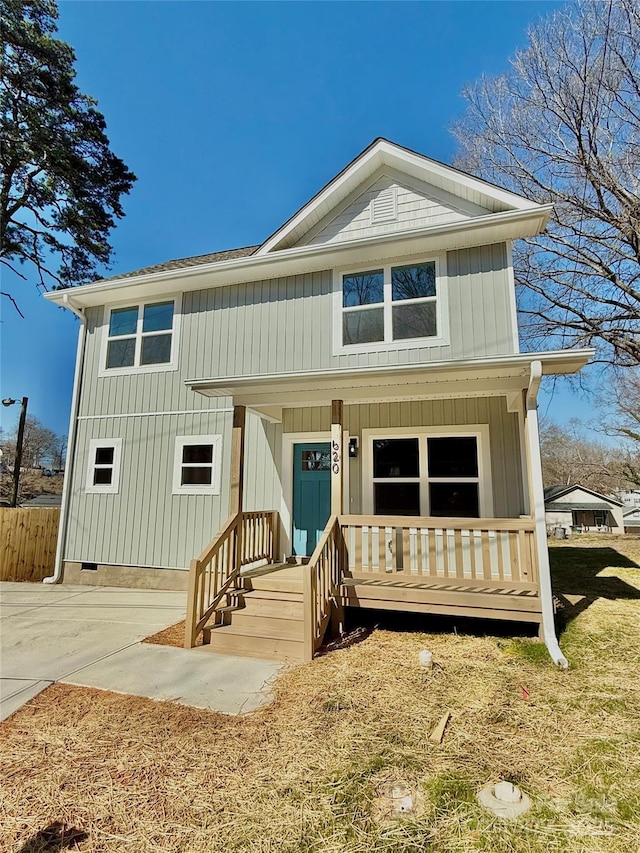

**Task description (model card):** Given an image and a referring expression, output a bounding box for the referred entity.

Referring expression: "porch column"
[230,405,246,577]
[331,400,343,516]
[524,362,568,668]
[229,404,246,516]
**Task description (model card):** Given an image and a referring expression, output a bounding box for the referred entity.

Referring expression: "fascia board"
[376,142,542,211]
[185,348,595,396]
[256,140,543,256]
[45,206,552,309]
[255,147,385,255]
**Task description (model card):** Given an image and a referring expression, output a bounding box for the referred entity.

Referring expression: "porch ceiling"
[186,349,593,418]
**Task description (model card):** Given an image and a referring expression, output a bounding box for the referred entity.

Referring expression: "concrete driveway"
[0,583,283,720]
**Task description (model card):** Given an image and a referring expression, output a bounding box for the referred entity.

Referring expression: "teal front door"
[292,442,331,556]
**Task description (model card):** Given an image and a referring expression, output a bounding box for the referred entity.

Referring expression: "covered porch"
[183,350,591,666]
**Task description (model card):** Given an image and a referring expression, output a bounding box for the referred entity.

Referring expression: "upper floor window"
[101,297,180,375]
[336,258,447,353]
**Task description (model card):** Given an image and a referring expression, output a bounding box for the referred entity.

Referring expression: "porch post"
[331,400,343,516]
[524,362,568,668]
[230,405,246,575]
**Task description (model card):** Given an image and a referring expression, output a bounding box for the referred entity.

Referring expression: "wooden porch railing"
[339,515,538,587]
[184,509,279,649]
[303,515,345,661]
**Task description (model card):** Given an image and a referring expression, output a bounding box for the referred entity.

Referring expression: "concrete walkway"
[0,583,284,721]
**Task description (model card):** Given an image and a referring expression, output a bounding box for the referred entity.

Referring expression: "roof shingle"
[95,245,259,284]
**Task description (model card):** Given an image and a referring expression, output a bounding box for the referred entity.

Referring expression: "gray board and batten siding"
[283,397,524,520]
[183,243,515,379]
[65,242,520,572]
[66,397,524,571]
[78,242,514,419]
[66,411,282,570]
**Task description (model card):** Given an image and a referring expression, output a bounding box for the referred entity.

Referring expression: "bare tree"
[1,414,59,469]
[540,418,635,492]
[452,0,640,367]
[600,370,640,484]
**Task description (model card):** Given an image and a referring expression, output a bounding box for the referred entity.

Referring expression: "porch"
[184,508,540,664]
[184,352,591,666]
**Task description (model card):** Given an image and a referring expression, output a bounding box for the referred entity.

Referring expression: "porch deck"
[185,510,541,662]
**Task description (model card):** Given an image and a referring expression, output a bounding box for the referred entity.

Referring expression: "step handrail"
[184,509,279,648]
[303,515,345,661]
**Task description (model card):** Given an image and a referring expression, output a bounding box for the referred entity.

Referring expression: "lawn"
[1,537,639,853]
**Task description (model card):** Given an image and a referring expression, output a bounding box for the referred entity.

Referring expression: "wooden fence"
[0,507,60,582]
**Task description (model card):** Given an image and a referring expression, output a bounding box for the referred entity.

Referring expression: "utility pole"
[2,396,28,507]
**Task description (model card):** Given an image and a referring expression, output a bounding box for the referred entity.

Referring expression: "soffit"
[45,206,550,310]
[186,349,594,411]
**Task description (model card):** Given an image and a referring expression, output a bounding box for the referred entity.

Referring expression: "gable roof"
[45,137,552,308]
[543,484,623,507]
[255,137,544,256]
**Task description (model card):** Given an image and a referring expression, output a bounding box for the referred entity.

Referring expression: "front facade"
[47,139,593,665]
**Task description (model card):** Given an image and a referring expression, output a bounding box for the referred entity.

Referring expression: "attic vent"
[370,186,397,224]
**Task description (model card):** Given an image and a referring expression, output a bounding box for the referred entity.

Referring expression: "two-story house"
[46,139,593,667]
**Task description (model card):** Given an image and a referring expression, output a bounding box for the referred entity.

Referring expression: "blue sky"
[2,0,597,438]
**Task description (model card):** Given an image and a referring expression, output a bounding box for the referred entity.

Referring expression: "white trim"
[525,360,568,668]
[77,408,233,421]
[361,425,493,517]
[188,348,594,391]
[98,293,182,377]
[281,430,350,557]
[516,398,530,516]
[255,139,544,256]
[506,241,520,353]
[45,207,553,309]
[172,434,223,496]
[46,310,87,583]
[332,253,449,355]
[85,438,123,495]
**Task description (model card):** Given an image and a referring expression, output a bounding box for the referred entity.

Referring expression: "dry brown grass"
[1,537,639,853]
[141,619,201,648]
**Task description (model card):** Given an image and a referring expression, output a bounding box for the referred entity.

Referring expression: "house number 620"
[331,440,341,474]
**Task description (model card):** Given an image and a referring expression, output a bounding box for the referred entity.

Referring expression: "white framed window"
[172,434,222,495]
[100,295,181,376]
[85,438,123,494]
[333,256,449,354]
[362,426,493,517]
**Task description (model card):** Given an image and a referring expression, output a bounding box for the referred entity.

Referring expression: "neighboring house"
[617,489,640,509]
[623,506,640,534]
[544,485,625,535]
[45,138,594,667]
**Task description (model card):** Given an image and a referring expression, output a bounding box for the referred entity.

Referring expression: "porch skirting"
[62,561,189,591]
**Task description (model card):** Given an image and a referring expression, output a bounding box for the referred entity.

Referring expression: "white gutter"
[43,205,553,307]
[186,347,594,392]
[44,293,86,584]
[525,360,568,668]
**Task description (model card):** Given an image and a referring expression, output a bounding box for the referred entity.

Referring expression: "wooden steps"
[200,563,307,663]
[196,562,543,665]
